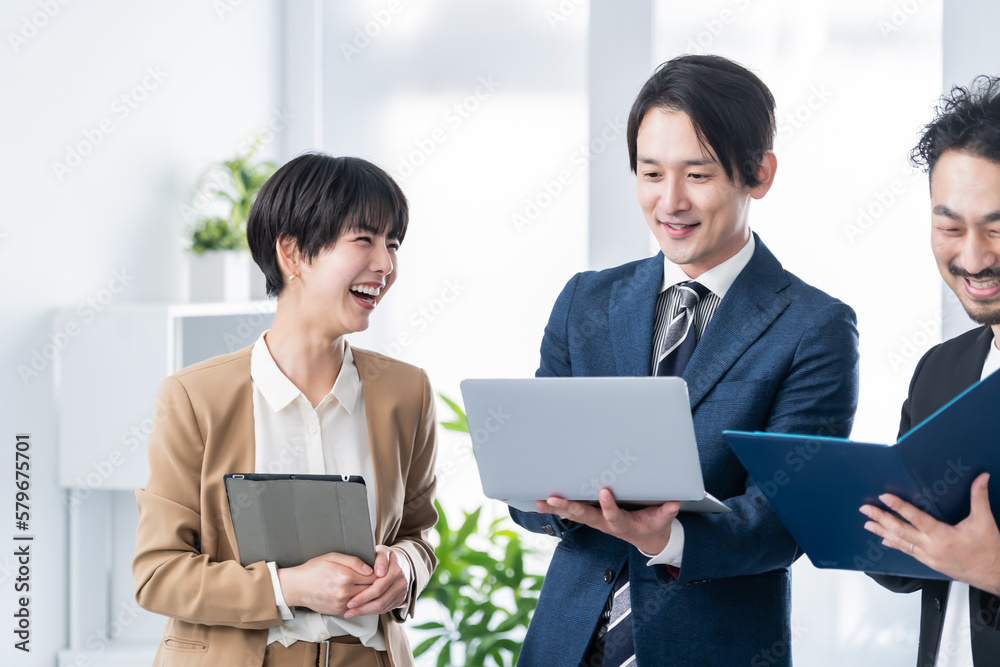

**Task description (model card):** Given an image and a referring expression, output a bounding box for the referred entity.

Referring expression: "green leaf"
[493,613,522,634]
[438,394,469,433]
[413,634,444,657]
[187,139,276,251]
[436,641,452,667]
[413,621,445,630]
[465,555,500,576]
[469,636,499,663]
[455,507,482,544]
[421,502,538,667]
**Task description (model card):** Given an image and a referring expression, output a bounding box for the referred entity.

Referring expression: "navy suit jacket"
[511,234,860,666]
[872,325,1000,666]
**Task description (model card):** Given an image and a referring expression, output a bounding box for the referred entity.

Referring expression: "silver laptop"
[459,377,729,514]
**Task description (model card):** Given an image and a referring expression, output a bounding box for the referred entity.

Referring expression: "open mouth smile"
[662,221,700,237]
[963,276,1000,299]
[349,283,382,310]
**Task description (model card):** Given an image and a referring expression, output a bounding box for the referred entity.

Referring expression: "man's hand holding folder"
[861,472,1000,596]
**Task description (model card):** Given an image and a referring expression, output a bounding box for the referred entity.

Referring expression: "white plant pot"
[188,250,255,303]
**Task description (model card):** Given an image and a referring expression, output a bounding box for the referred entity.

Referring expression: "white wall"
[941,0,1000,340]
[2,1,996,665]
[651,2,940,665]
[0,1,282,662]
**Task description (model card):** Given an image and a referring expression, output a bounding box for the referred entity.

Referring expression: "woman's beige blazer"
[132,346,438,666]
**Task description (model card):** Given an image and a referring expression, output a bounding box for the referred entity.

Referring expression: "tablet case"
[722,367,1000,579]
[224,473,376,568]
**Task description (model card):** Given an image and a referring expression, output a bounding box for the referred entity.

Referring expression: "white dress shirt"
[250,332,411,649]
[643,234,756,568]
[935,334,1000,666]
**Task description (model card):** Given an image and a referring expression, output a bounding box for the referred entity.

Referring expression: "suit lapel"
[207,348,256,560]
[684,237,790,409]
[609,254,664,377]
[953,326,993,388]
[353,350,393,544]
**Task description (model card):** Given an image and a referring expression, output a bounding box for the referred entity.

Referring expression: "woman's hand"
[277,552,377,616]
[343,545,409,619]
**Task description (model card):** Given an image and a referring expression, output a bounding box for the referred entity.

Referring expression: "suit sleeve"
[386,369,439,622]
[673,301,860,584]
[132,376,282,629]
[510,273,582,539]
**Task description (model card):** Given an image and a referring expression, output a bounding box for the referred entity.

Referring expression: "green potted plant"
[411,396,543,667]
[186,136,277,302]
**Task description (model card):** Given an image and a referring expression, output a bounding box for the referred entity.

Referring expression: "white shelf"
[56,301,275,490]
[57,303,274,660]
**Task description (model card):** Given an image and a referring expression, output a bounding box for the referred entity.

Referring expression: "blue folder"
[723,368,1000,580]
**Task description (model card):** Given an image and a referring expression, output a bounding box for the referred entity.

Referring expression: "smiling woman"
[131,153,439,667]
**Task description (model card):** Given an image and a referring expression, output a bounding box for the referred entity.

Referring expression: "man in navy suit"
[862,77,1000,666]
[510,55,859,666]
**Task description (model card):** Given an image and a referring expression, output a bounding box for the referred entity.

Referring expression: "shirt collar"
[250,331,361,414]
[660,232,755,300]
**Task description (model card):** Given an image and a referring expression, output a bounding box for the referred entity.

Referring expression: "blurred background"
[2,0,997,664]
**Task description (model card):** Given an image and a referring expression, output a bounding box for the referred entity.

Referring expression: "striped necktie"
[655,281,709,377]
[595,281,709,667]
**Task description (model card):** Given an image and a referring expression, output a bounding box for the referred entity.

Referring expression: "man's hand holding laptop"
[538,489,682,555]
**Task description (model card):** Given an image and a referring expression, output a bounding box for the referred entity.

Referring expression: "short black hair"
[912,76,1000,174]
[627,54,776,187]
[247,153,408,297]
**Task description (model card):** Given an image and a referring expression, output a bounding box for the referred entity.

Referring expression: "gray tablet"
[460,377,729,514]
[224,473,377,568]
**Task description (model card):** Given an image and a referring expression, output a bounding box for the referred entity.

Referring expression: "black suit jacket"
[872,325,1000,666]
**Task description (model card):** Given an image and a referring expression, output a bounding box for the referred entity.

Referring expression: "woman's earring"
[287,273,298,281]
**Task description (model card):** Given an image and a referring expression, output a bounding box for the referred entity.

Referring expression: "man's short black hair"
[912,75,1000,174]
[247,153,408,297]
[627,54,776,187]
